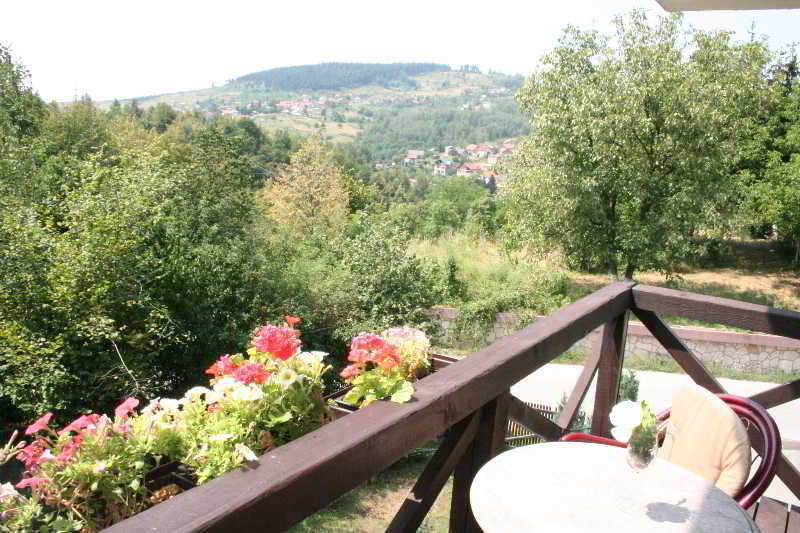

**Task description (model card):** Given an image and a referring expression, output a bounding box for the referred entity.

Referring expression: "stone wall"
[430,306,800,376]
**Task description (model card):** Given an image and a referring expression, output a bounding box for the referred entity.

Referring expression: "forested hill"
[233,62,451,91]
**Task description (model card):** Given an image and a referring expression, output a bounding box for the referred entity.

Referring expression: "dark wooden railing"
[105,282,800,532]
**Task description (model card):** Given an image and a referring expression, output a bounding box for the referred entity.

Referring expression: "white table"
[469,442,760,533]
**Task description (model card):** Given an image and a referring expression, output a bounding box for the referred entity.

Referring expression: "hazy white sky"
[2,0,798,102]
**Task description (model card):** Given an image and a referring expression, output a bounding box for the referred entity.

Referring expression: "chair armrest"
[560,433,627,448]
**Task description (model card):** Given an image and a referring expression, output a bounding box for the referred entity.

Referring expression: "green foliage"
[358,98,527,160]
[618,369,640,402]
[509,10,772,278]
[233,62,450,91]
[0,43,45,140]
[342,369,415,407]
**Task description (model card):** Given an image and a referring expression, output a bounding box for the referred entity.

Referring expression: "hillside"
[233,62,451,91]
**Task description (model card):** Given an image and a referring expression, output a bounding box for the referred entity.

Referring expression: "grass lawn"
[289,446,451,533]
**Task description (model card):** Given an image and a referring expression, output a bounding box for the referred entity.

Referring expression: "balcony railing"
[105,282,800,532]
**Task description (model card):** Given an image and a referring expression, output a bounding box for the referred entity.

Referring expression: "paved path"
[510,364,800,506]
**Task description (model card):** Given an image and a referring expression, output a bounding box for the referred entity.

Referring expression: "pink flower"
[18,439,46,468]
[347,333,401,368]
[339,364,362,379]
[251,325,301,360]
[59,414,100,435]
[233,362,271,384]
[114,398,139,419]
[56,434,83,462]
[24,413,53,435]
[15,477,50,489]
[205,355,238,377]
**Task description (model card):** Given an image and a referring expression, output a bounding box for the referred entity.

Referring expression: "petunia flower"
[15,477,50,489]
[114,397,140,419]
[274,368,298,389]
[235,443,258,461]
[231,384,264,402]
[208,433,233,442]
[59,413,100,435]
[0,482,19,501]
[24,413,53,435]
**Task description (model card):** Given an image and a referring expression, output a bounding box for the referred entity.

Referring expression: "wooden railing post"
[450,392,511,533]
[591,312,629,437]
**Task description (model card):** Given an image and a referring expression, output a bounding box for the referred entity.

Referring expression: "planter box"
[324,353,458,416]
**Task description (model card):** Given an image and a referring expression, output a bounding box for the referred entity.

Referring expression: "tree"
[508,11,771,278]
[263,136,350,237]
[0,43,44,140]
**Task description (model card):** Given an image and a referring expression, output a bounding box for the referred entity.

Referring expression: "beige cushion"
[658,384,751,497]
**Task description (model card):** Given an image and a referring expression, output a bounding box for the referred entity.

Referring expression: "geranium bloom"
[251,325,301,360]
[15,477,50,489]
[348,333,402,368]
[205,355,238,377]
[24,412,53,435]
[283,315,301,327]
[114,397,140,419]
[59,413,101,435]
[233,362,271,384]
[339,364,362,379]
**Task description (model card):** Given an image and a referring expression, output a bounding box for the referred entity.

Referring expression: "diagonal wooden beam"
[386,412,482,533]
[632,308,726,394]
[507,395,563,442]
[558,331,602,431]
[450,393,511,533]
[591,312,630,437]
[750,379,800,410]
[776,454,800,502]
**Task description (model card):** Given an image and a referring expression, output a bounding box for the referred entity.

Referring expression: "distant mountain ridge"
[233,62,451,91]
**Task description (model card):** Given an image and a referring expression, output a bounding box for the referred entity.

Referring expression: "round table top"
[469,441,760,533]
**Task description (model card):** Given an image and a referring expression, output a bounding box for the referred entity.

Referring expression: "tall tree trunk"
[624,263,635,280]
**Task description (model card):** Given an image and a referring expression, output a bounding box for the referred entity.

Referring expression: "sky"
[2,0,799,103]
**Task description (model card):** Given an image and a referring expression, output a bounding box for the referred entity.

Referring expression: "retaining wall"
[430,306,800,375]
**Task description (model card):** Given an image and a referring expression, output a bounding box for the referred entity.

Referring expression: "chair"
[560,385,781,509]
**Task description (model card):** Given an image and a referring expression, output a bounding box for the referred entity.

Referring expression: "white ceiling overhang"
[657,0,800,9]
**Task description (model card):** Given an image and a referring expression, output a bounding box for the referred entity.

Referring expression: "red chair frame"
[560,393,781,509]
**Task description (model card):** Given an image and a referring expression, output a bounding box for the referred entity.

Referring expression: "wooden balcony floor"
[752,496,800,532]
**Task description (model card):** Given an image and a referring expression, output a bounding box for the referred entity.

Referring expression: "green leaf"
[390,380,414,403]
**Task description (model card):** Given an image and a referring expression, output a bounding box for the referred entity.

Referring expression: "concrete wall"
[430,306,800,376]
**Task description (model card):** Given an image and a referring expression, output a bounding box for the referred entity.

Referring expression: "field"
[253,113,361,143]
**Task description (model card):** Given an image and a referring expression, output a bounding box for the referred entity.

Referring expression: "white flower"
[205,390,222,404]
[235,443,258,462]
[0,482,19,501]
[184,386,212,402]
[93,461,106,473]
[141,398,161,416]
[274,368,298,389]
[611,426,633,443]
[213,377,238,396]
[296,351,326,365]
[610,400,642,429]
[159,398,181,412]
[208,433,234,442]
[231,384,264,402]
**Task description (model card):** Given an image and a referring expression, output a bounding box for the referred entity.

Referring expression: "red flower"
[339,364,362,379]
[24,413,53,435]
[283,315,301,327]
[114,397,139,420]
[252,325,301,360]
[15,477,50,489]
[233,362,271,384]
[347,333,401,368]
[205,355,238,377]
[59,414,100,436]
